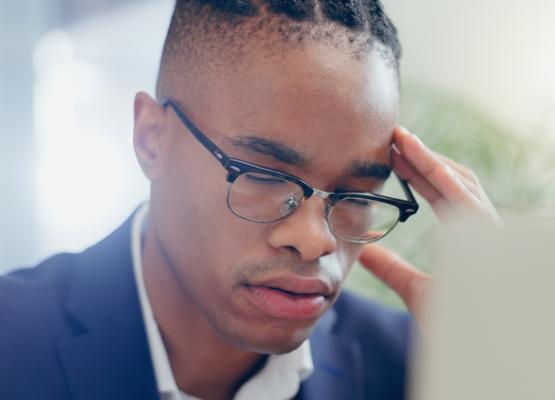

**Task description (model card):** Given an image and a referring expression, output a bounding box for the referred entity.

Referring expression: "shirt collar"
[131,204,180,394]
[130,204,314,399]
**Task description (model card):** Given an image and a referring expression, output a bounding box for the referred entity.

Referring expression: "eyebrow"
[348,160,392,181]
[230,135,308,167]
[229,134,391,180]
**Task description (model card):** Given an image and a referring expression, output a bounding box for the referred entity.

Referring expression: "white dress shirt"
[131,205,314,400]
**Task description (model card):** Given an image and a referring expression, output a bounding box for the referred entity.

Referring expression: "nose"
[267,195,338,262]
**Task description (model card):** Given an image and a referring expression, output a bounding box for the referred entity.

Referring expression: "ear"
[133,92,168,181]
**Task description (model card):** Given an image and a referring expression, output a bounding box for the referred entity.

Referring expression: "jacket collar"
[297,308,363,400]
[55,209,362,400]
[56,210,159,400]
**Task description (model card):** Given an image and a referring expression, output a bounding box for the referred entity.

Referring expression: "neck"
[141,223,265,400]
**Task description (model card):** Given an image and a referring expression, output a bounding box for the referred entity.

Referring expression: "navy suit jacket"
[0,212,412,400]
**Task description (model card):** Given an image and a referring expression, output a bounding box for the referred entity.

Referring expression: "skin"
[133,37,498,400]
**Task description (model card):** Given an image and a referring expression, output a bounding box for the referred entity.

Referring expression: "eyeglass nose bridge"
[310,188,334,200]
[306,188,335,217]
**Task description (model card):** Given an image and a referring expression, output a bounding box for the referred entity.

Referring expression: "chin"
[226,320,316,355]
[244,335,308,355]
[206,299,322,354]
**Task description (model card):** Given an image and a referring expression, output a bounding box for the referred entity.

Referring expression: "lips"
[243,276,333,321]
[250,276,332,297]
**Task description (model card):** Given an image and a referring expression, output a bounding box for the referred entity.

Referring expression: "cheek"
[165,141,231,237]
[319,242,364,289]
[337,242,365,277]
[155,149,269,284]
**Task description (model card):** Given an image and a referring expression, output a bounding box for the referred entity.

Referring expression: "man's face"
[143,42,399,354]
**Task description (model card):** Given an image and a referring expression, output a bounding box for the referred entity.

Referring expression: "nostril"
[283,245,300,256]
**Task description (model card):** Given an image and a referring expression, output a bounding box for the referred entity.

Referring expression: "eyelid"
[249,164,298,181]
[334,187,376,195]
[245,173,286,183]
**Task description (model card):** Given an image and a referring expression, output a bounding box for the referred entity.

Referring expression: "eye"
[342,197,373,207]
[244,172,287,185]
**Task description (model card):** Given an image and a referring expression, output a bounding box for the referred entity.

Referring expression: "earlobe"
[133,91,167,181]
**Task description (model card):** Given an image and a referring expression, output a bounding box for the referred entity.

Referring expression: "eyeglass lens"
[226,171,400,243]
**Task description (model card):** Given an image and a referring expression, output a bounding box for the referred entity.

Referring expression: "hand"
[358,126,499,330]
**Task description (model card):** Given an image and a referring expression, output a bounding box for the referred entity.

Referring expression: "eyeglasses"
[163,98,419,244]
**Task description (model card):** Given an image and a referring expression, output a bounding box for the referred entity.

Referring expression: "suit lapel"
[54,210,364,400]
[57,212,159,400]
[297,309,363,400]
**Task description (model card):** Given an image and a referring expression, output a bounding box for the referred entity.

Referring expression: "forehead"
[178,42,400,175]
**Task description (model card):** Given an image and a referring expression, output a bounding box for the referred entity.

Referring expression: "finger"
[394,127,485,213]
[434,153,500,221]
[393,145,442,204]
[393,140,486,218]
[433,153,490,204]
[392,147,454,220]
[394,126,500,222]
[358,243,431,317]
[433,153,477,182]
[433,156,488,208]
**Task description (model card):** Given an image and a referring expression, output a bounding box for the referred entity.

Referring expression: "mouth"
[243,276,333,321]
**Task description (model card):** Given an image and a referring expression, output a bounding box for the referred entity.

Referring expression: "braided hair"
[157,0,401,98]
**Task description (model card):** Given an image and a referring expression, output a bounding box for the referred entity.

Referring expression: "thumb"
[358,244,431,321]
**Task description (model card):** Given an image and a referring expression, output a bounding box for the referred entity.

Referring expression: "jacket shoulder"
[0,254,80,398]
[332,290,413,398]
[332,289,412,347]
[0,253,78,323]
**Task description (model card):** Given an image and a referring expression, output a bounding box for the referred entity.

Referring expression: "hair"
[156,0,401,99]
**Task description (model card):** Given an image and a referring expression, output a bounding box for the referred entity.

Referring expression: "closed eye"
[244,173,287,185]
[342,197,373,207]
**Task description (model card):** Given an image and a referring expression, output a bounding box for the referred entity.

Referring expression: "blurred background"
[1,0,554,307]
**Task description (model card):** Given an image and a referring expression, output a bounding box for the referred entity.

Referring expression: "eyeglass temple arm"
[398,176,417,204]
[166,97,420,210]
[164,98,230,166]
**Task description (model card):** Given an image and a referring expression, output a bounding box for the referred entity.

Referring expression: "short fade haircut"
[156,0,401,100]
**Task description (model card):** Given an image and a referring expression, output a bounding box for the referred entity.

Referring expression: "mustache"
[232,257,342,290]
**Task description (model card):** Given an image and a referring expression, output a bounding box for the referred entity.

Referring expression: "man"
[0,0,498,399]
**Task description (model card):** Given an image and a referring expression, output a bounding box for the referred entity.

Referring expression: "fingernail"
[392,143,402,156]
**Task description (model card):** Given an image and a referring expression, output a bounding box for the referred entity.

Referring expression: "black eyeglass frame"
[163,98,419,237]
